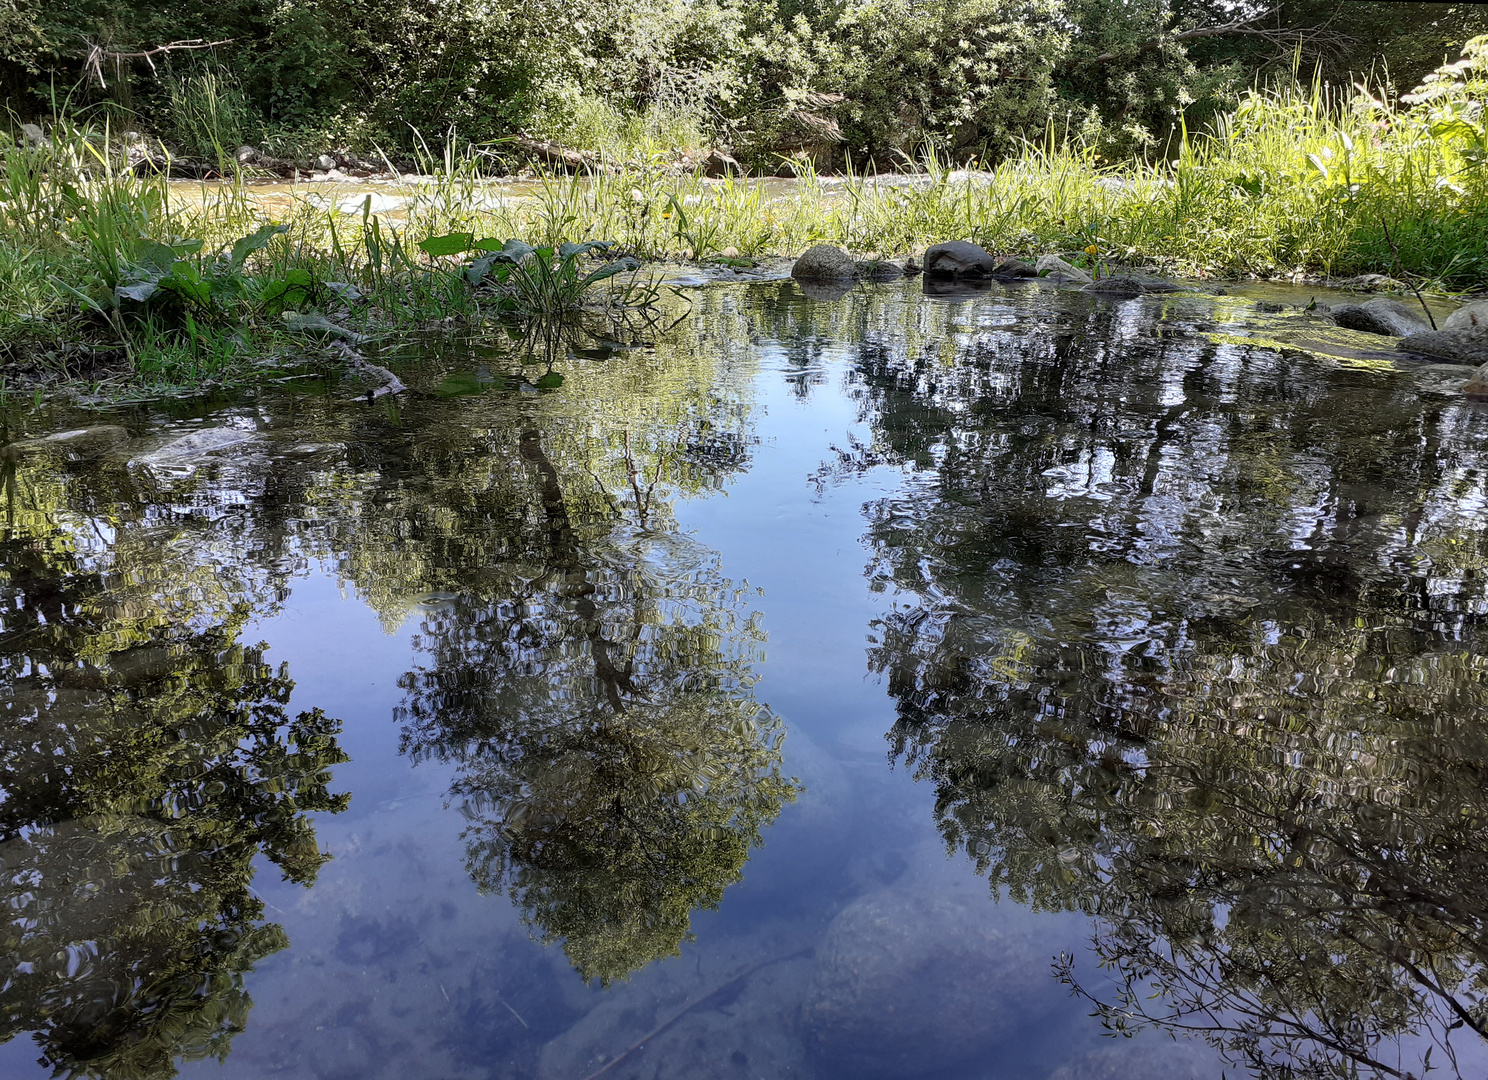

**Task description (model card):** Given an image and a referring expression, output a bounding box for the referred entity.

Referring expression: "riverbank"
[2,65,1486,400]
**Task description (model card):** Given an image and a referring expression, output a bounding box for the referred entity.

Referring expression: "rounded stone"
[1401,330,1488,368]
[802,886,1058,1078]
[1329,296,1430,337]
[1444,299,1488,332]
[923,240,995,278]
[792,244,858,282]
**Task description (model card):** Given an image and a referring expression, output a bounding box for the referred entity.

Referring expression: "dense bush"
[2,0,1484,165]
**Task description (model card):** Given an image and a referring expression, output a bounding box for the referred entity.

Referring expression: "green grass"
[2,39,1485,396]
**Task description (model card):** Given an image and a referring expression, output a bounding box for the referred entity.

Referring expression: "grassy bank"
[2,43,1485,397]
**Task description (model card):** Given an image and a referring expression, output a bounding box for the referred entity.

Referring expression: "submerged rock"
[1445,299,1488,332]
[1035,254,1093,283]
[802,885,1058,1078]
[1,425,129,463]
[1082,275,1148,298]
[1046,1039,1221,1080]
[130,427,256,467]
[792,244,858,282]
[1328,296,1430,337]
[1401,330,1488,369]
[923,240,995,278]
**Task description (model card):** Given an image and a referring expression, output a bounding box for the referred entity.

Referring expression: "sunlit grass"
[2,39,1485,393]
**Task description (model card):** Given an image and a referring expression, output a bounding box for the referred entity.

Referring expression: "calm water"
[2,277,1486,1080]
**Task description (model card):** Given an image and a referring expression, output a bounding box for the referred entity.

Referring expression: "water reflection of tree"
[392,417,795,986]
[820,292,1488,1079]
[0,456,348,1079]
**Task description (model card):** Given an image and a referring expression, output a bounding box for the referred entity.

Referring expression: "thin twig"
[1379,216,1438,330]
[580,947,814,1080]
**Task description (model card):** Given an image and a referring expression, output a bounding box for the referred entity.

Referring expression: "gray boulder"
[20,122,47,147]
[1035,254,1093,283]
[1,425,129,463]
[923,240,996,278]
[314,153,338,171]
[802,886,1058,1078]
[991,257,1037,279]
[1445,299,1488,332]
[792,244,858,282]
[1400,329,1488,368]
[1328,296,1430,337]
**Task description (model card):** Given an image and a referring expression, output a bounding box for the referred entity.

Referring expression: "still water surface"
[2,278,1486,1080]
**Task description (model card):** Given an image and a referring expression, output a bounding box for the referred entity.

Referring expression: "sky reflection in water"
[1,278,1486,1080]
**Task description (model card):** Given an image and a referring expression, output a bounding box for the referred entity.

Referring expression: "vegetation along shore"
[1,1,1486,397]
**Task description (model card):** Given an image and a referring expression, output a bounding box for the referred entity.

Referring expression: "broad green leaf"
[115,281,159,303]
[418,232,476,257]
[228,223,291,271]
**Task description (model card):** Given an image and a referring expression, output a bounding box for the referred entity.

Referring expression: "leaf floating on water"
[535,372,565,390]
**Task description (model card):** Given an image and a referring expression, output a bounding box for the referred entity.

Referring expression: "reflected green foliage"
[389,416,795,985]
[0,446,348,1078]
[286,311,797,984]
[796,285,1488,1077]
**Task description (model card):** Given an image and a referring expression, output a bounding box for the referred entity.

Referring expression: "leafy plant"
[417,233,639,314]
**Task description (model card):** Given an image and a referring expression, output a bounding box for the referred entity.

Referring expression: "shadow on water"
[0,276,1487,1079]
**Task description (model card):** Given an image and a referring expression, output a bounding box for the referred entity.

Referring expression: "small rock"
[1328,296,1430,336]
[1082,275,1148,298]
[855,259,904,281]
[0,425,129,463]
[791,244,858,282]
[1445,299,1488,332]
[235,145,260,165]
[20,123,47,147]
[1035,254,1093,283]
[991,257,1037,279]
[802,886,1059,1078]
[922,240,995,278]
[1401,330,1488,368]
[702,149,742,178]
[314,153,338,171]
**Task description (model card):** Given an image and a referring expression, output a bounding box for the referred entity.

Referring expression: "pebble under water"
[2,276,1487,1080]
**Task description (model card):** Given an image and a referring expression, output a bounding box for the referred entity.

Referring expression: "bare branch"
[83,39,235,89]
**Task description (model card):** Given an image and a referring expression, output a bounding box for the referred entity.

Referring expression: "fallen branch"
[84,39,234,89]
[513,137,597,171]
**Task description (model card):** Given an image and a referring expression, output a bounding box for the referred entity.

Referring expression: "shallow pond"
[2,277,1486,1080]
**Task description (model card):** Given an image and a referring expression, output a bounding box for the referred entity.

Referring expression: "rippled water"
[2,277,1486,1080]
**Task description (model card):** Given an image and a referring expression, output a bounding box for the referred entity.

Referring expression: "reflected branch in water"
[817,288,1488,1078]
[397,424,795,985]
